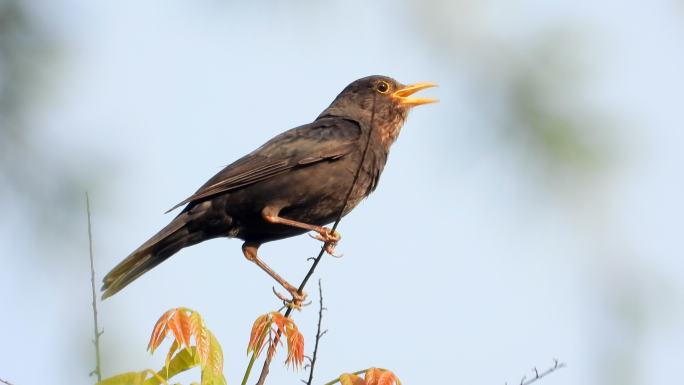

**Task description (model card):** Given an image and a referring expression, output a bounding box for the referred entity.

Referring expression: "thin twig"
[0,377,14,385]
[254,94,378,385]
[507,359,566,385]
[86,192,103,381]
[304,280,326,385]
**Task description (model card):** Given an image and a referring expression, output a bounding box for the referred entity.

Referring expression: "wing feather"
[165,118,361,213]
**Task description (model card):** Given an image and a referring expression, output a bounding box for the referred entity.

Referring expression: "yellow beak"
[392,82,438,106]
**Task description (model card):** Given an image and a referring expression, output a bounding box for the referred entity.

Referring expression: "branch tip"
[511,359,567,385]
[86,192,103,382]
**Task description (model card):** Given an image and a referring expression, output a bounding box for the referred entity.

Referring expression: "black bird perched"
[101,75,436,301]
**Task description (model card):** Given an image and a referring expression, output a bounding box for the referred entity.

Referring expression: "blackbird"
[101,75,436,301]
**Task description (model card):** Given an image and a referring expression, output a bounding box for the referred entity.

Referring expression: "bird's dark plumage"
[101,75,436,299]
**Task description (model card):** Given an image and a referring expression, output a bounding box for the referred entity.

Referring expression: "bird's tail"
[101,216,195,299]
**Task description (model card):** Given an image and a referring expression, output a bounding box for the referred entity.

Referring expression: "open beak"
[392,82,438,106]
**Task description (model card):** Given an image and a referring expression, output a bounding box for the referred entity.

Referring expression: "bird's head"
[318,75,437,144]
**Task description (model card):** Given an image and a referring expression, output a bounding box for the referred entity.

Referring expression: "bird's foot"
[309,228,342,257]
[272,286,309,310]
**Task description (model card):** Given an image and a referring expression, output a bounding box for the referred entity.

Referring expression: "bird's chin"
[391,103,412,122]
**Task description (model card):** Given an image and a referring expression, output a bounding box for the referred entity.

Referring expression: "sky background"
[1,1,683,385]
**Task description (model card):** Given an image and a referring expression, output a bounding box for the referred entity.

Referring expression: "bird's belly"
[224,158,370,243]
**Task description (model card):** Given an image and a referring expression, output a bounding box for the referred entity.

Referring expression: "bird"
[101,75,437,302]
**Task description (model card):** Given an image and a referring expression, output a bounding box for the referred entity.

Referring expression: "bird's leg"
[261,208,341,255]
[242,242,307,307]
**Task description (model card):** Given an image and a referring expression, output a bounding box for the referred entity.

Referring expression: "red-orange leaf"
[285,322,304,369]
[336,369,401,385]
[248,314,272,356]
[149,308,204,351]
[146,308,218,372]
[364,368,382,385]
[148,309,176,352]
[364,368,401,385]
[270,312,289,341]
[167,309,192,349]
[247,311,305,370]
[377,371,400,385]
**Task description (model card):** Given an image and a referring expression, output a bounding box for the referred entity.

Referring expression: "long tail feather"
[101,218,190,299]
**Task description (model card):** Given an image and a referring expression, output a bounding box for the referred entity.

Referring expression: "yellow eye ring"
[376,81,391,94]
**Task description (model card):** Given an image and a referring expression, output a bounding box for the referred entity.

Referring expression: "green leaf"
[97,370,160,385]
[144,348,201,385]
[201,333,226,385]
[165,340,180,376]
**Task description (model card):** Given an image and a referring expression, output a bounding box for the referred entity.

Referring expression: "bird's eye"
[376,81,390,94]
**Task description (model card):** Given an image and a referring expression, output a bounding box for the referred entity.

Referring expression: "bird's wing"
[166,118,361,213]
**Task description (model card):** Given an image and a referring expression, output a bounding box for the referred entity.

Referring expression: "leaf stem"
[241,351,258,385]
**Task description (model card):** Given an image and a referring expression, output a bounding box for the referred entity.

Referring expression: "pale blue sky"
[1,1,683,385]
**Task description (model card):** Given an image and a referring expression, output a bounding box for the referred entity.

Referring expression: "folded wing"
[166,117,362,213]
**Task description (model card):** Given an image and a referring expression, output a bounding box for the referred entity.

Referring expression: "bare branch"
[0,377,14,385]
[86,192,103,381]
[304,279,326,385]
[254,94,379,385]
[509,359,566,385]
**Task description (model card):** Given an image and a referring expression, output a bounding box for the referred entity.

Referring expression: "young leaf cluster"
[97,308,226,385]
[248,311,305,369]
[334,368,402,385]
